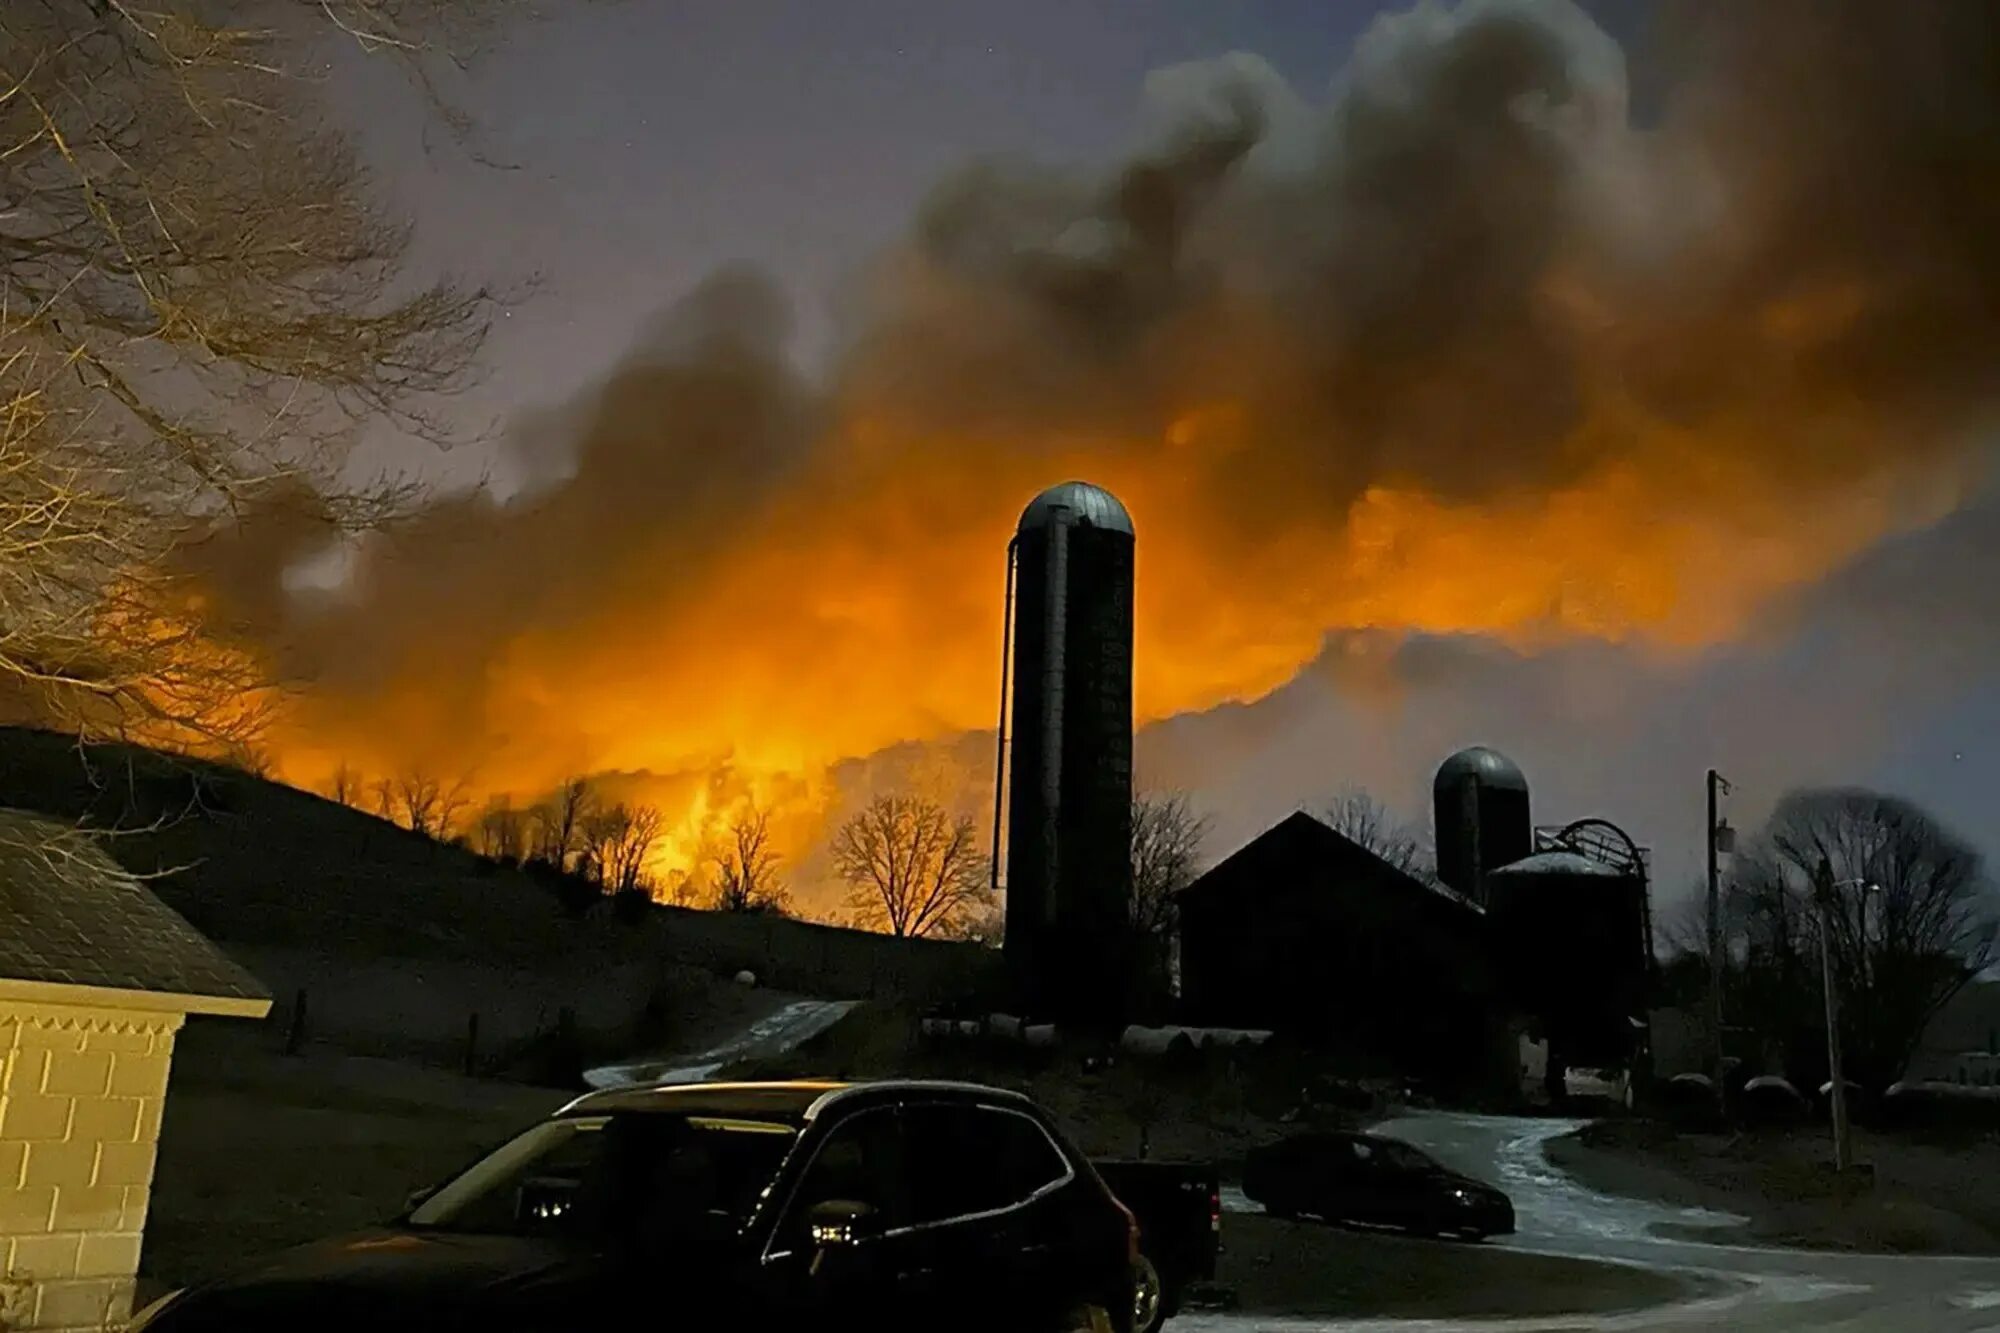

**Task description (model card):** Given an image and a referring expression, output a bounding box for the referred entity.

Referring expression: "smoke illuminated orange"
[256,394,1971,915]
[218,3,1998,916]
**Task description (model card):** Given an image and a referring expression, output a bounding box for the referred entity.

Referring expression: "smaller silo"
[1433,746,1532,905]
[1486,850,1649,1073]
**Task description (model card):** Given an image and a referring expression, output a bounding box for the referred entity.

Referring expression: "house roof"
[0,809,269,1015]
[1179,810,1481,914]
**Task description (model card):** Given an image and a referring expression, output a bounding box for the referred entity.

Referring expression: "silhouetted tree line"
[319,764,797,919]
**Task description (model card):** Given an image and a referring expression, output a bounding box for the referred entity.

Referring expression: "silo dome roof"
[1016,481,1134,537]
[1487,850,1623,878]
[1434,745,1528,793]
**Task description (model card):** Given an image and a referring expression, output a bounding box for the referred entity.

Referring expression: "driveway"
[580,997,858,1089]
[1197,1111,2000,1331]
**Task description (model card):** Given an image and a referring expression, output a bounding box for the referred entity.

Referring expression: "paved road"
[579,998,858,1089]
[1196,1111,2000,1331]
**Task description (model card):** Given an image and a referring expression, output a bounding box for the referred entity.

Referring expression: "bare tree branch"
[578,800,662,894]
[0,2,513,753]
[833,793,992,939]
[710,803,786,915]
[1130,790,1206,938]
[472,794,524,862]
[1324,787,1431,878]
[527,775,589,874]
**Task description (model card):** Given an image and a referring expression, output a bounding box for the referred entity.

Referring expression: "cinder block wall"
[1,1002,180,1333]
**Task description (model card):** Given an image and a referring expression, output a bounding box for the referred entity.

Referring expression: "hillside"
[0,728,994,1073]
[0,726,606,968]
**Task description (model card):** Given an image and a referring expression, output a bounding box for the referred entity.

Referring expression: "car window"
[903,1104,1071,1225]
[407,1113,796,1243]
[782,1107,911,1244]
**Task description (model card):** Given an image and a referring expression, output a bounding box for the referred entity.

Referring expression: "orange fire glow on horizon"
[219,2,1999,917]
[252,391,1972,915]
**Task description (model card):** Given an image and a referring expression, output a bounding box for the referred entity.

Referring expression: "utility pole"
[1818,857,1869,1173]
[1706,770,1732,1093]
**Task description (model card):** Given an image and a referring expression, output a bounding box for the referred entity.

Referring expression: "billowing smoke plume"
[191,0,2000,905]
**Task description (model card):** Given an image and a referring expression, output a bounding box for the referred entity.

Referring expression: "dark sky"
[305,0,1994,907]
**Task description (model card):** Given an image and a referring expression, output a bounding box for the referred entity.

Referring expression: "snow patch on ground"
[581,998,859,1089]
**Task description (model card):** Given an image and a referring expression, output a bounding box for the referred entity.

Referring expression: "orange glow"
[250,382,1971,915]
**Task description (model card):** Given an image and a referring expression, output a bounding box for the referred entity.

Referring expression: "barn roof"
[1178,810,1481,914]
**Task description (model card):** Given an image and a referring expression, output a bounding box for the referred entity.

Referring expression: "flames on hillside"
[184,0,1998,913]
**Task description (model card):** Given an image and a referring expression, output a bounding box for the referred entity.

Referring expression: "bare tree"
[1130,792,1208,938]
[475,798,528,863]
[579,802,664,894]
[529,777,592,874]
[1727,788,1998,1090]
[833,794,993,939]
[324,762,361,809]
[0,5,512,753]
[659,867,702,908]
[611,804,665,894]
[711,805,788,915]
[390,769,470,840]
[1325,788,1431,878]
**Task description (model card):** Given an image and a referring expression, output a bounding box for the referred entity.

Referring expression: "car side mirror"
[806,1199,880,1252]
[402,1185,437,1217]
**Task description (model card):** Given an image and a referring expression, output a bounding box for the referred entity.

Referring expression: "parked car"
[1242,1131,1514,1240]
[1094,1160,1221,1332]
[128,1080,1139,1333]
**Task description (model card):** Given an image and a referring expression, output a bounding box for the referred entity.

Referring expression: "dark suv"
[129,1080,1136,1332]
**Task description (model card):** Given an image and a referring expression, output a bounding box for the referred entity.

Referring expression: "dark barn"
[1176,812,1504,1089]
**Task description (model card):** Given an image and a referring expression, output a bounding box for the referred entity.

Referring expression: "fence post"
[283,988,308,1056]
[463,1012,480,1077]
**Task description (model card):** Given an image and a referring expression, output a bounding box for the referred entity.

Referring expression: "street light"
[1815,858,1879,1173]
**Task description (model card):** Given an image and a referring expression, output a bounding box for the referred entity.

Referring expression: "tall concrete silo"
[1433,746,1532,906]
[994,481,1135,1021]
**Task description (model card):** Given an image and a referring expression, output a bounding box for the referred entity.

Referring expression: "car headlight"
[126,1288,183,1332]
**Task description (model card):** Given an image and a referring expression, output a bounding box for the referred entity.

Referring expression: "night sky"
[284,0,1995,914]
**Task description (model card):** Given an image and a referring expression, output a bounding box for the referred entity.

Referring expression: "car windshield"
[1373,1140,1445,1175]
[407,1113,798,1244]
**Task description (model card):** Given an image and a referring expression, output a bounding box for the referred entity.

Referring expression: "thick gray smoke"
[182,0,1998,897]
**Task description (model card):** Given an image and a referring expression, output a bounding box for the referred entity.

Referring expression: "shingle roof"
[0,809,268,1011]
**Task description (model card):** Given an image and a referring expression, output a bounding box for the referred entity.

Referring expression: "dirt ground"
[1219,1213,1698,1319]
[1547,1118,2000,1254]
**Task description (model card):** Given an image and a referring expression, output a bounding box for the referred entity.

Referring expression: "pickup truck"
[127,1080,1141,1333]
[1094,1160,1221,1333]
